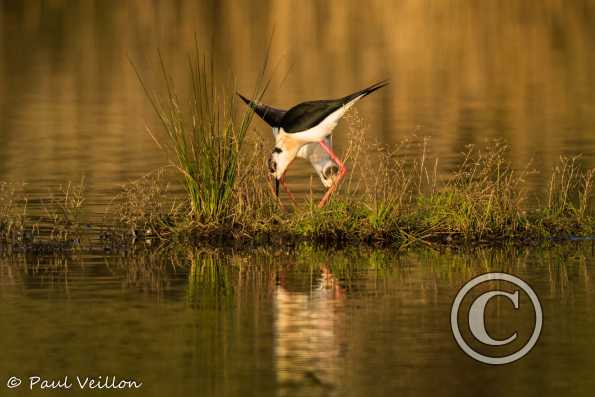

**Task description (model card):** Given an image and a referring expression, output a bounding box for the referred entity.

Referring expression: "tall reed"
[133,48,267,224]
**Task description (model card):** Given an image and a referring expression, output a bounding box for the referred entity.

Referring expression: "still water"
[2,1,595,396]
[1,244,595,396]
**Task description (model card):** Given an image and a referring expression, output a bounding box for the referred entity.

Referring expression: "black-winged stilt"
[237,94,340,192]
[242,80,388,207]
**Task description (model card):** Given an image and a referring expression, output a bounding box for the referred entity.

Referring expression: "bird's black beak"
[275,179,280,197]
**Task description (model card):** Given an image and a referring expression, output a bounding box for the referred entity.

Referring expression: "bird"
[237,94,340,194]
[241,80,388,207]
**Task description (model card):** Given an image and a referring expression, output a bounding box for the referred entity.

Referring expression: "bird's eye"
[324,165,339,178]
[268,158,277,174]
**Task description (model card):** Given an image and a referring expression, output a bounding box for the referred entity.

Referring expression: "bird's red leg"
[267,174,285,208]
[280,175,296,203]
[318,140,347,208]
[274,158,297,206]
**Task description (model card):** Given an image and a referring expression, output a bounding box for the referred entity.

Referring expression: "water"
[2,1,595,396]
[1,244,594,396]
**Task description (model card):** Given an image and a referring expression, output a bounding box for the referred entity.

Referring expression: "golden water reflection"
[0,243,594,395]
[275,265,346,396]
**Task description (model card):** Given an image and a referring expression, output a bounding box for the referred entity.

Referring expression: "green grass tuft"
[132,46,268,224]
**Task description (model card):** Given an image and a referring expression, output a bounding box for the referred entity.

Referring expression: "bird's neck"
[277,131,303,156]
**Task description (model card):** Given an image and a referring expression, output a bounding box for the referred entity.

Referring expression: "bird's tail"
[343,80,389,104]
[237,93,286,127]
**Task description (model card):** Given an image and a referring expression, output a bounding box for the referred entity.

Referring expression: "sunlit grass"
[100,102,594,248]
[121,47,593,247]
[1,134,592,251]
[132,47,268,224]
[105,168,180,242]
[1,55,594,251]
[540,155,595,232]
[41,179,87,244]
[0,182,28,244]
[0,180,87,253]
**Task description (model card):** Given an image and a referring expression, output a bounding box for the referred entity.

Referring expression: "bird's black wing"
[280,99,344,134]
[280,80,389,133]
[237,93,286,127]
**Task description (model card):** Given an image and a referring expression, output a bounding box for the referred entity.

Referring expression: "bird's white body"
[271,95,365,186]
[239,79,387,206]
[296,137,338,188]
[272,128,338,188]
[279,96,362,144]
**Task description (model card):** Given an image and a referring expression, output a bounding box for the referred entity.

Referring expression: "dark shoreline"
[2,222,593,255]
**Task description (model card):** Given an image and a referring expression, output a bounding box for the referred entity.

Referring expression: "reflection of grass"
[106,248,180,294]
[3,242,592,303]
[186,250,234,307]
[183,248,276,306]
[0,253,82,290]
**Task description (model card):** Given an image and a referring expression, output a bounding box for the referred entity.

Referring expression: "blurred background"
[1,0,595,204]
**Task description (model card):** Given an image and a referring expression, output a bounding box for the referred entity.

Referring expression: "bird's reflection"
[274,264,346,397]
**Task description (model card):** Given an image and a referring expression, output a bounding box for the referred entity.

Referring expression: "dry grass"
[105,168,181,242]
[1,125,593,252]
[1,78,594,251]
[123,48,591,246]
[101,104,594,248]
[42,179,87,244]
[412,141,533,240]
[539,155,595,234]
[0,180,88,252]
[0,182,28,243]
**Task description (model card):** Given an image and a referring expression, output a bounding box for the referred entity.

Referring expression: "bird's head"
[319,164,340,188]
[268,145,298,196]
[295,141,340,188]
